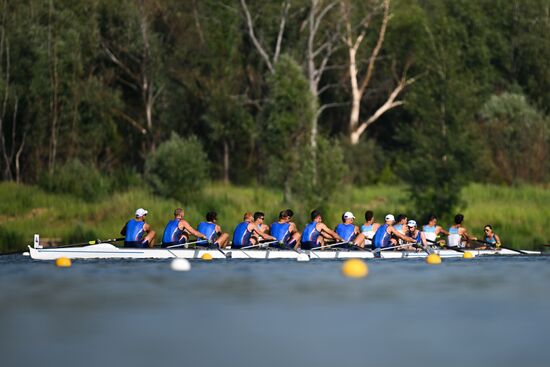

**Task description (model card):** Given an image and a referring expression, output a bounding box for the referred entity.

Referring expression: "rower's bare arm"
[253,227,275,241]
[420,232,428,247]
[392,228,415,243]
[320,223,343,241]
[438,226,450,236]
[183,221,206,239]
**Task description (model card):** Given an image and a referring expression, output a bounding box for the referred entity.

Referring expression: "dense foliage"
[0,0,548,218]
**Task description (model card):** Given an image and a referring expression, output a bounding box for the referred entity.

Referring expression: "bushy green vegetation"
[1,182,548,253]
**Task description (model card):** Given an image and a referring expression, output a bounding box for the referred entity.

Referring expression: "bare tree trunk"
[48,0,59,173]
[342,0,418,145]
[223,140,229,184]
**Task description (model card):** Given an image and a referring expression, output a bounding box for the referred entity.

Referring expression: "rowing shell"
[26,244,541,260]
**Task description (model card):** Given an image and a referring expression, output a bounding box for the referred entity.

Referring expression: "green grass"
[0,182,548,252]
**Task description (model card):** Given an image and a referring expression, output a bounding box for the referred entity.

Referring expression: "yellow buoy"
[55,257,72,267]
[201,253,213,261]
[342,259,368,278]
[463,251,474,259]
[425,253,441,265]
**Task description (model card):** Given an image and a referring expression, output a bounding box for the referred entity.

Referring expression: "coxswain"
[197,211,230,249]
[121,208,156,248]
[300,209,344,250]
[161,208,207,248]
[372,214,415,249]
[478,224,502,250]
[335,212,367,248]
[232,212,276,249]
[422,214,450,244]
[447,213,474,248]
[405,220,428,251]
[361,210,380,247]
[270,209,301,250]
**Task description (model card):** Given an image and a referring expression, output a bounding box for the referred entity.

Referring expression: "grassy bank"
[0,182,548,252]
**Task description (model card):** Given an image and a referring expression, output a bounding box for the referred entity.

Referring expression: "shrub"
[39,159,111,202]
[145,133,209,202]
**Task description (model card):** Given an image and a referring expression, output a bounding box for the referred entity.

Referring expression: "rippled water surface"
[1,255,550,367]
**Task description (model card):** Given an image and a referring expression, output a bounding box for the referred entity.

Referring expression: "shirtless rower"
[161,208,207,248]
[232,212,276,249]
[335,212,367,248]
[300,209,344,250]
[121,208,156,248]
[361,210,380,247]
[372,214,415,250]
[270,209,301,250]
[197,211,230,249]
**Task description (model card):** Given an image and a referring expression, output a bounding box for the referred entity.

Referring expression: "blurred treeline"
[0,0,549,218]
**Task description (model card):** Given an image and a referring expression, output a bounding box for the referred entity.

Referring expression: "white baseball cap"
[407,220,417,228]
[135,208,148,217]
[343,211,355,219]
[385,214,395,222]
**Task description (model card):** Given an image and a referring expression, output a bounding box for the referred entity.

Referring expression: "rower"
[394,214,408,235]
[253,211,270,241]
[300,209,344,250]
[197,211,230,249]
[121,208,156,248]
[372,214,415,249]
[405,220,428,251]
[448,213,474,248]
[422,214,450,244]
[335,212,367,249]
[161,208,207,248]
[270,209,301,250]
[361,210,380,247]
[479,224,502,250]
[232,212,276,249]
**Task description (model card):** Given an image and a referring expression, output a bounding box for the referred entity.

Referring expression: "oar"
[426,238,466,253]
[165,239,205,249]
[473,239,529,255]
[310,241,349,251]
[240,240,279,250]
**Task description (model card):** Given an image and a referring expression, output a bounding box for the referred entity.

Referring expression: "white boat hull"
[26,244,541,261]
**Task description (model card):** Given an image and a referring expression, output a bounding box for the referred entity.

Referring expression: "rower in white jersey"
[422,214,450,244]
[448,213,475,248]
[360,210,380,247]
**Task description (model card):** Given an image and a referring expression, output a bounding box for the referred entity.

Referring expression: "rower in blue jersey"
[360,210,380,247]
[335,211,367,248]
[197,211,230,248]
[232,212,276,249]
[121,208,156,248]
[422,214,450,244]
[270,209,301,249]
[161,208,207,248]
[404,220,430,252]
[447,214,474,248]
[300,209,344,250]
[372,214,415,249]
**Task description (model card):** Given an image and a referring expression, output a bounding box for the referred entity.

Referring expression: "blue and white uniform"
[336,223,356,242]
[411,230,422,244]
[162,219,185,247]
[232,222,252,249]
[484,235,497,245]
[197,222,217,246]
[301,222,321,250]
[124,219,148,248]
[361,224,375,246]
[447,226,462,247]
[271,222,291,246]
[423,225,437,242]
[372,224,391,249]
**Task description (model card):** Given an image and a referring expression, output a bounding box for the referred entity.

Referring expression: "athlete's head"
[342,211,355,223]
[484,224,493,234]
[253,212,265,222]
[428,214,438,225]
[454,214,464,225]
[206,211,217,222]
[384,214,395,224]
[365,210,374,222]
[243,212,253,222]
[174,208,184,218]
[396,214,407,223]
[311,209,322,222]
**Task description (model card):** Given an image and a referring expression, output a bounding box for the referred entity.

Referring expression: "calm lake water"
[1,255,549,367]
